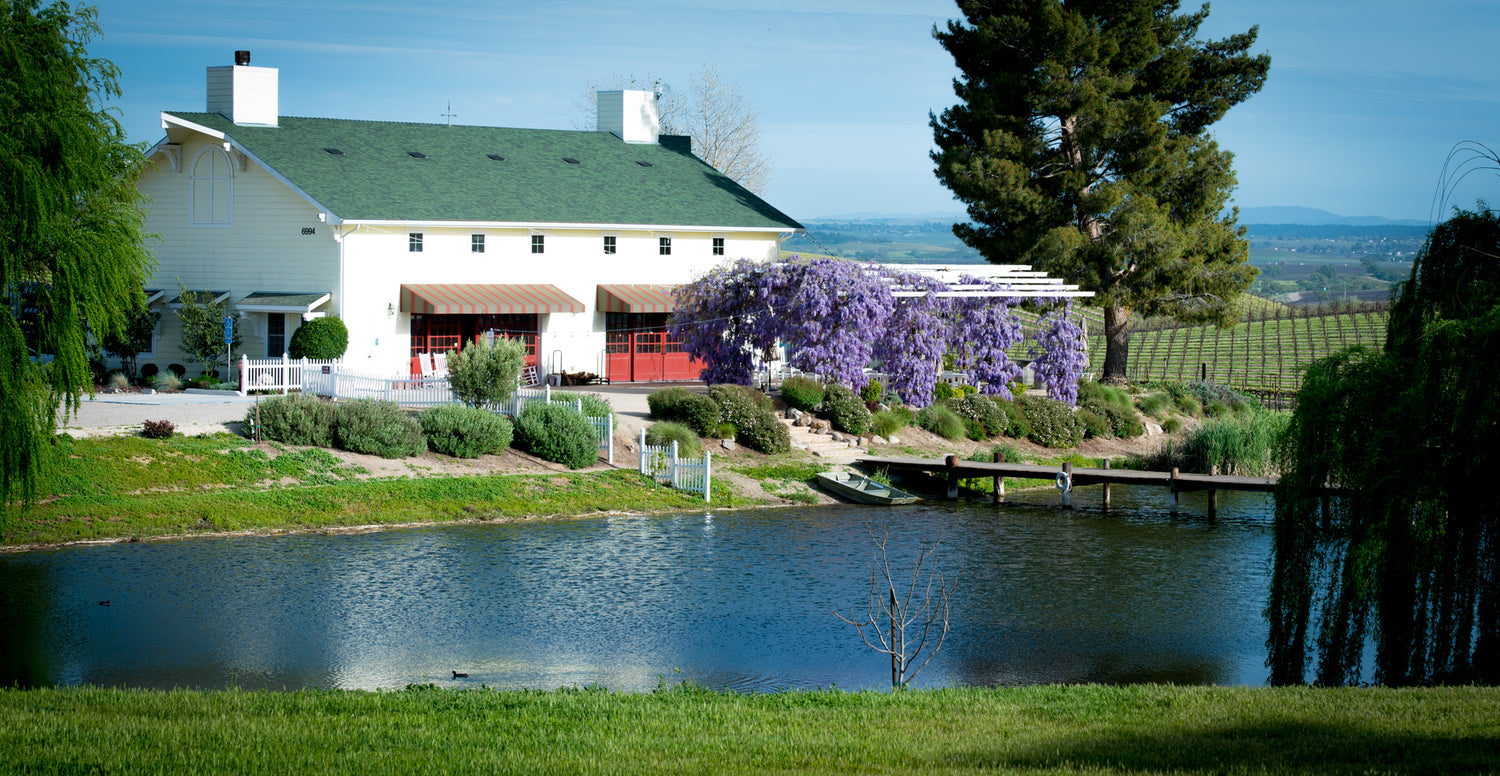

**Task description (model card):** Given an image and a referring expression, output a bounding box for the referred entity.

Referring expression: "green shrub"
[334,399,426,458]
[861,378,883,403]
[780,376,825,412]
[1017,395,1083,449]
[247,393,336,447]
[1143,410,1288,476]
[645,421,702,458]
[1174,394,1204,416]
[287,316,349,360]
[870,408,910,438]
[419,405,513,458]
[447,336,525,409]
[1163,416,1184,433]
[1102,403,1144,438]
[513,402,597,469]
[933,382,955,401]
[1186,380,1254,413]
[1204,401,1232,417]
[675,394,723,436]
[822,383,871,436]
[647,387,694,418]
[945,394,1007,438]
[1138,392,1172,419]
[1077,409,1111,439]
[917,403,967,440]
[734,409,791,454]
[993,400,1031,439]
[577,394,616,426]
[708,384,770,430]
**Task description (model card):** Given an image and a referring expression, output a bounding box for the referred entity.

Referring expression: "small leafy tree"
[287,316,347,359]
[835,526,954,689]
[101,295,158,380]
[175,282,239,376]
[447,335,526,409]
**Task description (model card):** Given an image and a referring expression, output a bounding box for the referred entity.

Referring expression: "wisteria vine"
[670,257,1090,405]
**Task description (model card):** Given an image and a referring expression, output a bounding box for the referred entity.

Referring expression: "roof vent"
[635,161,654,167]
[486,154,506,161]
[563,157,581,165]
[323,147,344,155]
[235,50,251,66]
[407,151,428,159]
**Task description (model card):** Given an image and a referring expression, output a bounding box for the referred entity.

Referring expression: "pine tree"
[1,0,155,509]
[931,0,1269,382]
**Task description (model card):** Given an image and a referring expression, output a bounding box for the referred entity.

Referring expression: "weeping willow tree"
[1267,208,1500,686]
[1,0,155,511]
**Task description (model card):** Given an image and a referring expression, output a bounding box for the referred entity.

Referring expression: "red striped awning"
[596,284,678,314]
[399,284,585,315]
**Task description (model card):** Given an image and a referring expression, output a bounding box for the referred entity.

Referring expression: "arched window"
[190,147,232,225]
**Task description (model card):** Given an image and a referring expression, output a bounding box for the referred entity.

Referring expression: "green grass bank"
[2,434,744,548]
[3,684,1496,774]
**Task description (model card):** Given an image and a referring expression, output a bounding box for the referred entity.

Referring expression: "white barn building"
[134,51,802,383]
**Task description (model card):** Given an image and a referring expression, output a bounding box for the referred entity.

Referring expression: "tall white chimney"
[206,50,279,127]
[597,89,660,144]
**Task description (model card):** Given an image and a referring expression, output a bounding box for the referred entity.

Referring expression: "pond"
[0,486,1273,692]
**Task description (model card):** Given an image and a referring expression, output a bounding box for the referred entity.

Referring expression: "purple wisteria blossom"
[778,258,894,390]
[948,276,1025,400]
[1029,302,1090,406]
[875,270,948,407]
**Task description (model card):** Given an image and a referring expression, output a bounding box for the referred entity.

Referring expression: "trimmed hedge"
[822,383,871,436]
[419,405,513,458]
[246,393,336,447]
[514,402,597,469]
[334,399,427,458]
[287,317,349,360]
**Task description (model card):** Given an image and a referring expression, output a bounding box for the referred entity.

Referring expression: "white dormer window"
[190,147,233,226]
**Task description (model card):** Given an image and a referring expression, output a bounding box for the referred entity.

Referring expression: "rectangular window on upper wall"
[266,314,285,357]
[531,235,545,254]
[409,233,423,252]
[712,237,725,256]
[659,236,672,255]
[603,235,616,254]
[471,234,485,253]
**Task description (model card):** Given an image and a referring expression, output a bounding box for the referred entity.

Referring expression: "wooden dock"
[856,454,1293,518]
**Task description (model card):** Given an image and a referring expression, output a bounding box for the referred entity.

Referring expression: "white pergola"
[878,263,1095,299]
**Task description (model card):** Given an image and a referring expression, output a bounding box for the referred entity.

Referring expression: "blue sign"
[223,315,233,345]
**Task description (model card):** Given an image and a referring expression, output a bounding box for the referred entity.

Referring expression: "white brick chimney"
[597,89,659,144]
[206,50,278,127]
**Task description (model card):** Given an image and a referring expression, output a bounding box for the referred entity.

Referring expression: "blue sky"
[87,0,1498,223]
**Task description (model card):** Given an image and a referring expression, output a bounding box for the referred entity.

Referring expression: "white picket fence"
[241,355,612,462]
[637,429,712,502]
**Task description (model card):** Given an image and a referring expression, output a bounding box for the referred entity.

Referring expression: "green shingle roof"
[166,113,803,230]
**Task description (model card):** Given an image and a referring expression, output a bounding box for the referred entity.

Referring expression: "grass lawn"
[2,683,1496,774]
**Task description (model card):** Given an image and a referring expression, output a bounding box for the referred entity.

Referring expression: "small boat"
[816,471,919,506]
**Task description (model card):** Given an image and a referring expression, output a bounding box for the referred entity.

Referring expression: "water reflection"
[0,487,1274,691]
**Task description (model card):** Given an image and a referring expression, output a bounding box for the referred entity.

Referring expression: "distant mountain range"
[809,206,1429,227]
[1235,206,1428,227]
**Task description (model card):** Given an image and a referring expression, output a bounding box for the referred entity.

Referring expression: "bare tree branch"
[834,525,954,688]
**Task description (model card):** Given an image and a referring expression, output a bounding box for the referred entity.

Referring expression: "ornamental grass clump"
[1076,381,1143,438]
[334,399,426,459]
[247,393,336,447]
[418,405,513,459]
[917,403,966,441]
[513,402,597,469]
[1017,395,1083,449]
[821,383,871,436]
[870,408,911,438]
[645,421,702,458]
[779,376,825,412]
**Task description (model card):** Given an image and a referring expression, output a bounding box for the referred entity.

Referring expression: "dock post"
[1207,465,1218,521]
[1170,467,1180,514]
[945,454,958,499]
[1061,462,1073,509]
[992,450,1005,504]
[1101,459,1111,509]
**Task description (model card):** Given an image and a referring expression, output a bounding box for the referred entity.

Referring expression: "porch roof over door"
[596,284,677,314]
[399,284,585,315]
